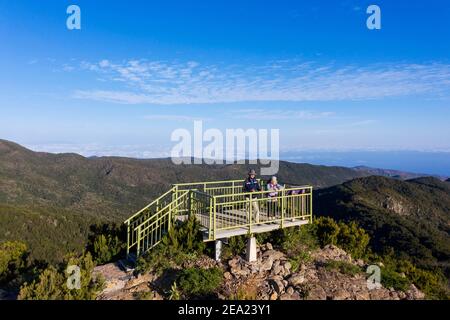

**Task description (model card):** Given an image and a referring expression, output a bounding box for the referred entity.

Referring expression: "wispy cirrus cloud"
[143,114,211,122]
[229,108,335,120]
[71,59,450,105]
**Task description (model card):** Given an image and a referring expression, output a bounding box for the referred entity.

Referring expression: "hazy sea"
[281,151,450,177]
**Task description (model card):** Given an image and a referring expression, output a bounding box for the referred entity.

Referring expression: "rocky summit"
[94,244,424,300]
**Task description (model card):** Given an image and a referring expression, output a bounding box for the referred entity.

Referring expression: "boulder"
[332,289,351,300]
[262,250,285,261]
[269,292,278,300]
[272,263,284,276]
[260,257,274,271]
[283,261,292,272]
[279,291,301,300]
[288,273,306,287]
[406,284,425,300]
[269,278,285,295]
[307,285,327,300]
[354,290,370,300]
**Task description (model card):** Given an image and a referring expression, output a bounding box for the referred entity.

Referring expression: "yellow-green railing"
[124,179,312,257]
[124,187,176,257]
[202,186,312,240]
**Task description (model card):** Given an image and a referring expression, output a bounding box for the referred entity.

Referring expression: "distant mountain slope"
[352,165,448,180]
[0,139,367,218]
[0,139,367,261]
[315,176,450,272]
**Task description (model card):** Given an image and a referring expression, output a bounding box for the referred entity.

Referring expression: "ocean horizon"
[281,150,450,177]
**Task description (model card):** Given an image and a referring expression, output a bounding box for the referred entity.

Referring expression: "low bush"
[384,257,449,299]
[281,224,319,254]
[18,252,104,300]
[87,223,126,265]
[135,214,205,275]
[162,214,206,254]
[289,251,312,272]
[380,266,411,292]
[222,235,247,260]
[0,241,29,283]
[135,246,198,275]
[324,260,362,276]
[177,267,223,297]
[315,217,370,259]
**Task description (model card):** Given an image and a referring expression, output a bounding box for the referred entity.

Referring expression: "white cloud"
[230,108,335,120]
[143,114,212,122]
[72,59,450,105]
[26,142,171,159]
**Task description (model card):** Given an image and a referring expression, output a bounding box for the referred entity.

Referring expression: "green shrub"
[380,266,411,292]
[135,246,198,275]
[162,214,206,254]
[394,259,449,299]
[91,234,124,265]
[0,241,28,282]
[324,260,362,276]
[168,281,181,300]
[281,224,319,254]
[135,215,205,275]
[315,217,340,247]
[407,267,449,299]
[335,221,370,259]
[18,252,104,300]
[289,251,312,272]
[315,217,370,259]
[376,253,449,298]
[134,291,157,300]
[222,235,247,260]
[177,267,223,297]
[87,223,126,265]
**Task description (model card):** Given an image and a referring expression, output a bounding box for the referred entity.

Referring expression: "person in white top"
[266,176,283,220]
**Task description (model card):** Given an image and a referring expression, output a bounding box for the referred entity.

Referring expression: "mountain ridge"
[0,139,367,261]
[1,139,449,270]
[315,176,450,274]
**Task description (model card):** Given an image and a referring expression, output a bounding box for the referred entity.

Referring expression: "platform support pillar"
[246,236,257,262]
[215,239,223,262]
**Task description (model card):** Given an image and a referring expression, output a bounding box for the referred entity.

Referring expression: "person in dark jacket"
[243,169,261,193]
[243,169,261,223]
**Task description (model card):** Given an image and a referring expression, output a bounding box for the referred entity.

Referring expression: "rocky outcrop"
[94,262,161,300]
[95,244,425,300]
[219,244,425,300]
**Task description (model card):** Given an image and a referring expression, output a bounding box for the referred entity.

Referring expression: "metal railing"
[203,186,312,240]
[124,179,312,257]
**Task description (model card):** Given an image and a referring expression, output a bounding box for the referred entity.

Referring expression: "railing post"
[248,197,252,234]
[309,187,313,224]
[136,225,141,257]
[168,200,172,232]
[209,197,213,241]
[213,197,217,240]
[126,222,130,257]
[174,186,178,216]
[188,190,192,216]
[281,190,285,228]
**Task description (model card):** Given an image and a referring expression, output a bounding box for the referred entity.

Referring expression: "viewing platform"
[124,179,313,259]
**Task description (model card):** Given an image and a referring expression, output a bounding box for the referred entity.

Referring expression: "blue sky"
[1,0,450,162]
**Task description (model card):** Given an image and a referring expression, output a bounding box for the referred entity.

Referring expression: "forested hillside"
[315,176,450,275]
[0,139,366,262]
